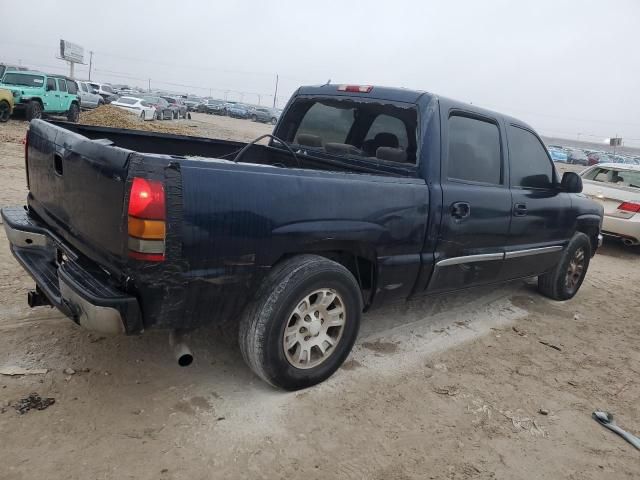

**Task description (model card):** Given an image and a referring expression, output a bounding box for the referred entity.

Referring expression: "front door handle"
[514,203,528,216]
[451,201,471,220]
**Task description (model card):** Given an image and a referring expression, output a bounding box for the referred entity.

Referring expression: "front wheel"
[239,255,362,390]
[270,117,277,125]
[251,114,257,122]
[538,232,591,300]
[66,103,80,123]
[26,100,43,121]
[0,100,11,122]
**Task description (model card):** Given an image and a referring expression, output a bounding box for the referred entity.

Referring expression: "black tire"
[538,232,591,300]
[0,100,10,122]
[239,255,362,390]
[251,114,257,122]
[187,112,191,120]
[270,117,277,125]
[67,103,80,123]
[140,110,146,120]
[26,100,43,121]
[98,99,105,107]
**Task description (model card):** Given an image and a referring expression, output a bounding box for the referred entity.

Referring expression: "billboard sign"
[59,40,84,63]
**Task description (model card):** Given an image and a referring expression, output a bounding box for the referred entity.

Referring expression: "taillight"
[618,202,640,213]
[337,85,373,93]
[24,131,29,188]
[128,177,166,261]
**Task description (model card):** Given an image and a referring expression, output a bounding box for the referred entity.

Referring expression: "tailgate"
[26,120,131,268]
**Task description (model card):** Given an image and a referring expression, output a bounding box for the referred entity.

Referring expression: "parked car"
[141,96,173,120]
[161,96,188,119]
[88,82,118,103]
[2,83,603,390]
[0,88,14,122]
[250,107,280,124]
[76,81,104,109]
[227,103,250,118]
[548,146,568,163]
[111,96,156,120]
[200,99,226,115]
[566,148,588,165]
[0,70,79,121]
[580,164,640,246]
[184,97,204,112]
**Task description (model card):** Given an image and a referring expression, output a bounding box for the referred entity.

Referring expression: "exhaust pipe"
[169,330,193,367]
[622,238,639,247]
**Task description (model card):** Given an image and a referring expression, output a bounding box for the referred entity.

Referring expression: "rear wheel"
[270,117,277,125]
[0,100,10,122]
[66,103,80,123]
[98,99,105,107]
[251,114,257,122]
[239,255,362,390]
[26,100,43,121]
[538,232,591,300]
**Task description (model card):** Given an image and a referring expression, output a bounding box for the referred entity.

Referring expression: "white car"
[111,97,156,121]
[580,163,640,246]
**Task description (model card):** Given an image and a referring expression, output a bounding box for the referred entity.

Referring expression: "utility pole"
[273,74,279,108]
[148,78,151,92]
[88,51,93,81]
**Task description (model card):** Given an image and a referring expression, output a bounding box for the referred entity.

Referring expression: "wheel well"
[576,225,599,254]
[275,251,375,307]
[29,98,43,106]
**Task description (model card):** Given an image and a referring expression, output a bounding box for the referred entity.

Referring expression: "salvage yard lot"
[0,117,638,479]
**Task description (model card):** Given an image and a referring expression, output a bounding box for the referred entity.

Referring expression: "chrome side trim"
[436,252,504,267]
[2,222,48,248]
[504,246,563,259]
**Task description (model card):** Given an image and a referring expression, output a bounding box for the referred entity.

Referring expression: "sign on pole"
[609,137,622,147]
[59,40,84,64]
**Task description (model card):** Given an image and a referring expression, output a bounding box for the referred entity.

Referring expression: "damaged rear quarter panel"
[176,161,429,326]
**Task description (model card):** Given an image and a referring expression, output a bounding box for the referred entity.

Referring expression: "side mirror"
[561,172,583,193]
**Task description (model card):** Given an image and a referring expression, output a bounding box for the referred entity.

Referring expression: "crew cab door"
[427,108,512,293]
[43,78,59,111]
[502,124,572,278]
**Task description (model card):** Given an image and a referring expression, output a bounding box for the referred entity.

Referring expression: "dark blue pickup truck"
[2,84,603,390]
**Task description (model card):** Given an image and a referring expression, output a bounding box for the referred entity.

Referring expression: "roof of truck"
[297,84,429,103]
[296,84,537,134]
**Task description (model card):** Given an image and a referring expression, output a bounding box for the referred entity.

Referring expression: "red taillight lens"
[128,177,166,262]
[128,178,165,219]
[337,85,373,93]
[618,202,640,213]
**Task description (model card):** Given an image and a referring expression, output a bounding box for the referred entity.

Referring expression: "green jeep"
[0,70,80,122]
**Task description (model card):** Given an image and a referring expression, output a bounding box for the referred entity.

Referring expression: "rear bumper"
[602,214,640,244]
[2,206,142,334]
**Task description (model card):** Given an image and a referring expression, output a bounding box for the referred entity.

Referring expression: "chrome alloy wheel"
[283,289,346,369]
[565,247,585,293]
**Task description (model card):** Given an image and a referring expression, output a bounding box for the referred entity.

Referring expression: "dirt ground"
[0,117,638,480]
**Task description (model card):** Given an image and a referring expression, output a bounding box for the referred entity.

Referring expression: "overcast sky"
[1,0,639,145]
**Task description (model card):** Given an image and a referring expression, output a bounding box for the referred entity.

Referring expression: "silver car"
[76,81,104,109]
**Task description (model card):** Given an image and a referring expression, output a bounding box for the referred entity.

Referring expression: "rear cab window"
[282,97,418,164]
[508,125,555,189]
[583,167,640,188]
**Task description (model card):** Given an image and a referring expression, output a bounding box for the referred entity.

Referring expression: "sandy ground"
[0,117,638,480]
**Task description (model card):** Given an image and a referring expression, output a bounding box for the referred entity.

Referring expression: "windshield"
[281,98,418,164]
[583,167,640,188]
[2,73,45,87]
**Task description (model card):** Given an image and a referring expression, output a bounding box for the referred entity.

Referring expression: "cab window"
[56,79,67,92]
[46,78,56,91]
[447,115,502,185]
[508,125,554,189]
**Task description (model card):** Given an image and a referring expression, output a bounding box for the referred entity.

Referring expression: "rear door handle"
[513,203,528,216]
[450,201,471,220]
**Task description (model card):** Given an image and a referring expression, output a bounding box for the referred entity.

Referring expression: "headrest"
[376,147,407,163]
[296,134,323,147]
[325,143,361,156]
